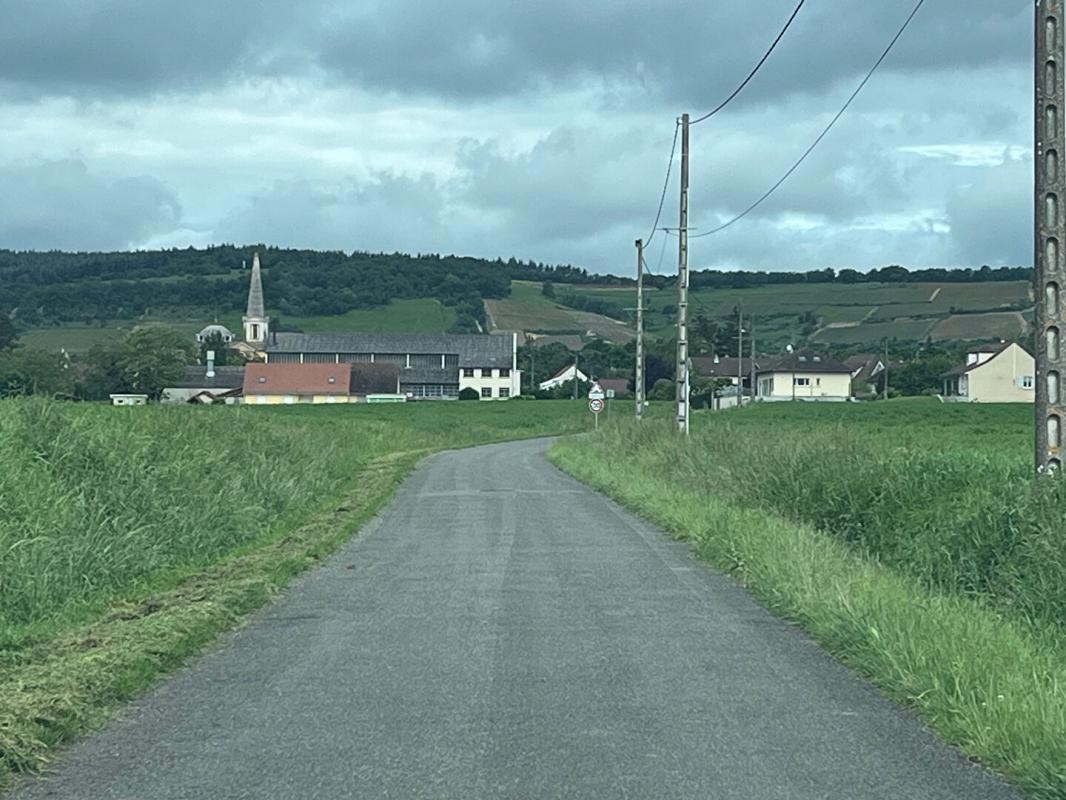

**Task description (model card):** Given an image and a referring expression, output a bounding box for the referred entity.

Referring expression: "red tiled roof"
[243,363,351,396]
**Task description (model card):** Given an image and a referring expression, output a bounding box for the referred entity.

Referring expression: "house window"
[481,387,493,398]
[463,368,474,378]
[500,388,510,398]
[1023,375,1035,389]
[795,377,810,387]
[499,368,510,378]
[257,376,267,383]
[816,378,821,387]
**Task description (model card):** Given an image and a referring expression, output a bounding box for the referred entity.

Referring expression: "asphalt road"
[13,439,1019,799]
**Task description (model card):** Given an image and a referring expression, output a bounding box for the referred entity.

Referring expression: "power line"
[691,0,926,239]
[691,0,807,125]
[645,119,681,247]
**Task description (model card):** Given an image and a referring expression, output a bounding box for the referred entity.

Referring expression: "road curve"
[11,438,1019,799]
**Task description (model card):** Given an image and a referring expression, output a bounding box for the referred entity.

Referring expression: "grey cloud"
[0,0,1030,105]
[217,173,448,253]
[0,159,180,250]
[946,158,1032,265]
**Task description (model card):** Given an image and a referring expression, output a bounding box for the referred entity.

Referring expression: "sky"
[0,0,1034,274]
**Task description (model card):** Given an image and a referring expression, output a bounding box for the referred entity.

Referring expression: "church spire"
[242,252,270,345]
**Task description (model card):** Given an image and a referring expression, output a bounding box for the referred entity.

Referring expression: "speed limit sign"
[589,398,605,414]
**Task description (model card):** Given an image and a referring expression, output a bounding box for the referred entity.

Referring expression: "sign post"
[588,383,605,430]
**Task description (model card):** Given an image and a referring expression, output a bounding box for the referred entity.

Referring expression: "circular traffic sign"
[589,398,605,413]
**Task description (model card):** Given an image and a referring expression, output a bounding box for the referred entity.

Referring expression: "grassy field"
[0,398,590,779]
[486,281,635,343]
[551,402,1066,798]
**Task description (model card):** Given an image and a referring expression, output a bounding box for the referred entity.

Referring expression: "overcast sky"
[0,0,1033,274]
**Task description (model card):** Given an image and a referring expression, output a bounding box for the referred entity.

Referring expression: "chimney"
[206,350,216,378]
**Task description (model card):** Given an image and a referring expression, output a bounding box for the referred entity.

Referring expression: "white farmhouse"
[755,352,853,402]
[941,342,1034,403]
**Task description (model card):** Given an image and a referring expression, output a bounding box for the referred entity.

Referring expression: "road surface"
[12,439,1019,799]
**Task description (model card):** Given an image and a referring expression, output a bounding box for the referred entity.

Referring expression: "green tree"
[541,281,556,299]
[0,348,74,397]
[84,328,195,400]
[198,331,234,366]
[648,378,675,401]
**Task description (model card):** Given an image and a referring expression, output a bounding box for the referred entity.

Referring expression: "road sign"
[589,398,605,414]
[605,389,616,399]
[588,383,605,401]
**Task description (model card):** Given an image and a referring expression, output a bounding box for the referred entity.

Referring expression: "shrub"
[458,387,480,400]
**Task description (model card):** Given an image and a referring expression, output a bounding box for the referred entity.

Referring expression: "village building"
[162,351,244,405]
[229,252,520,400]
[539,363,588,391]
[195,324,236,345]
[941,342,1035,403]
[755,351,853,402]
[109,393,148,406]
[596,377,631,398]
[691,355,759,391]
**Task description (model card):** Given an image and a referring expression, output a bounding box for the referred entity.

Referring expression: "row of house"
[528,341,1036,405]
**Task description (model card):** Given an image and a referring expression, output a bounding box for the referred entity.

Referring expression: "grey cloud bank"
[0,0,1036,273]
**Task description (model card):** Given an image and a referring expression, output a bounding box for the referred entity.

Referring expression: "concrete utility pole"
[750,316,757,402]
[676,113,691,435]
[737,309,744,408]
[883,339,890,401]
[573,353,580,401]
[635,238,646,421]
[1036,0,1066,471]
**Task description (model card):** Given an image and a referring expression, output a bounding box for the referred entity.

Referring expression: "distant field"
[811,319,938,345]
[486,281,635,343]
[931,312,1028,341]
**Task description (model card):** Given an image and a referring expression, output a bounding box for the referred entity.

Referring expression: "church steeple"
[242,252,270,345]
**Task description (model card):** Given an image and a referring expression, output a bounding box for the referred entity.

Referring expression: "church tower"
[242,252,270,345]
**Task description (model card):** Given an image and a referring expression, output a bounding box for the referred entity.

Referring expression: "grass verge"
[549,421,1066,800]
[0,450,421,781]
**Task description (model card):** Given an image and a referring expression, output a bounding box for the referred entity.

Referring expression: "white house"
[755,352,853,402]
[110,394,148,406]
[941,342,1034,403]
[539,363,588,391]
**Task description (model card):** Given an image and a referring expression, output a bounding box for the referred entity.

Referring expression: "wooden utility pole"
[883,339,889,401]
[1036,0,1066,471]
[676,113,691,435]
[635,238,646,421]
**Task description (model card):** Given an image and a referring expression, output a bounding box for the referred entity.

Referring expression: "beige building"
[755,352,853,402]
[941,342,1034,403]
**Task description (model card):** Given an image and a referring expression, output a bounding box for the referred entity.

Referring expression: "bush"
[458,387,480,400]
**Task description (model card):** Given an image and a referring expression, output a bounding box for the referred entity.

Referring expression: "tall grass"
[0,398,589,649]
[593,401,1066,634]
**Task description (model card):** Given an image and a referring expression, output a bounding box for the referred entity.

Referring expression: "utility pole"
[635,238,646,420]
[737,308,744,409]
[883,339,889,401]
[676,113,691,435]
[573,353,580,401]
[1036,0,1066,471]
[750,316,757,402]
[529,349,535,395]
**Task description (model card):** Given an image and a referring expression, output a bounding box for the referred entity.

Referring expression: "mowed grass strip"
[549,404,1066,799]
[0,398,589,782]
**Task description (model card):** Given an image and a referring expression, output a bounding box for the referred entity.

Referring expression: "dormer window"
[258,376,266,383]
[328,376,336,384]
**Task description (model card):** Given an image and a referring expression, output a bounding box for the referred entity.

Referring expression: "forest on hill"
[0,245,1031,333]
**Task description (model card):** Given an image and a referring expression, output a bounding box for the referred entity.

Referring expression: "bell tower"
[242,252,270,345]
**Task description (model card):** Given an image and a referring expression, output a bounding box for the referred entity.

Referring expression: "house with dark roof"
[941,342,1034,403]
[691,356,759,390]
[161,354,245,405]
[754,351,853,402]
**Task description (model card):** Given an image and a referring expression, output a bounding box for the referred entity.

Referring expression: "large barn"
[240,253,521,400]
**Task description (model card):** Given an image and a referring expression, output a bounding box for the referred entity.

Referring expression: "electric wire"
[691,0,926,239]
[691,0,807,125]
[644,119,681,248]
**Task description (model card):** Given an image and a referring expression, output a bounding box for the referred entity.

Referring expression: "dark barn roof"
[396,366,458,386]
[691,356,757,377]
[266,332,513,368]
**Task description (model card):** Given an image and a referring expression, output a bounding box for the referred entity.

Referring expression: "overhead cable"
[644,119,682,248]
[691,0,807,125]
[691,0,926,239]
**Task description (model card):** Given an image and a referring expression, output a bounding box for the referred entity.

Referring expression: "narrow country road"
[12,439,1019,800]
